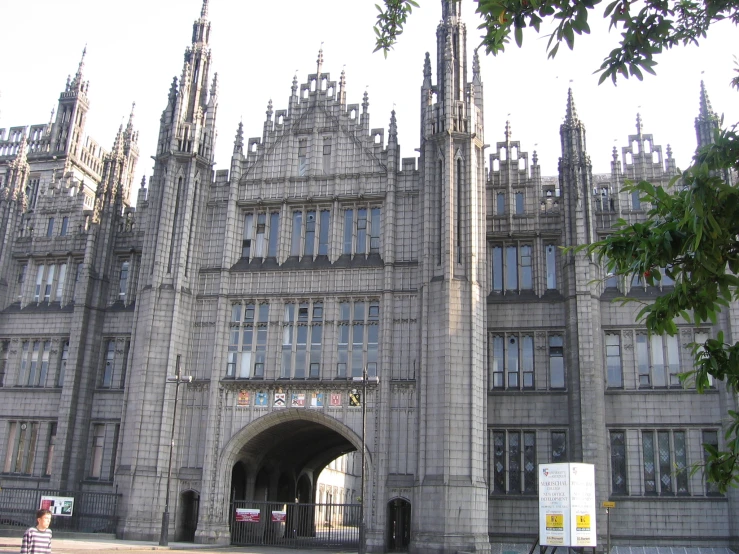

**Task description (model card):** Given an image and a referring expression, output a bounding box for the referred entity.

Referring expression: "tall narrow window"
[56,263,67,302]
[549,335,565,389]
[37,341,51,387]
[438,161,444,262]
[46,218,55,237]
[282,304,294,378]
[356,209,367,254]
[702,430,720,495]
[631,189,641,210]
[343,210,354,255]
[298,139,308,176]
[44,423,57,476]
[27,342,40,386]
[267,213,280,257]
[119,261,129,301]
[674,430,688,494]
[695,331,713,388]
[507,336,519,388]
[520,246,532,289]
[255,214,266,257]
[651,335,666,387]
[490,430,537,494]
[637,333,650,386]
[551,431,567,463]
[310,307,323,378]
[605,334,622,388]
[242,213,254,258]
[291,211,303,256]
[0,341,9,387]
[34,265,44,302]
[505,246,517,290]
[318,210,330,256]
[60,217,69,237]
[322,138,331,174]
[610,431,628,494]
[44,265,55,301]
[120,340,130,389]
[57,342,69,388]
[657,430,672,494]
[90,424,105,479]
[515,192,524,214]
[521,335,534,388]
[17,264,26,300]
[492,247,503,292]
[491,335,504,389]
[666,334,680,387]
[456,158,462,264]
[102,340,115,388]
[546,245,557,289]
[304,211,316,256]
[492,431,505,493]
[370,208,381,254]
[496,192,505,216]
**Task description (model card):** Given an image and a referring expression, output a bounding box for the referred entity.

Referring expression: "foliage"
[574,127,739,492]
[374,0,739,84]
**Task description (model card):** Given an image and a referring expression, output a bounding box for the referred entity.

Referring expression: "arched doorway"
[175,490,199,542]
[387,498,411,552]
[221,409,366,549]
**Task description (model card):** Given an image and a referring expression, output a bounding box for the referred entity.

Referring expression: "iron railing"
[0,487,119,533]
[231,500,360,549]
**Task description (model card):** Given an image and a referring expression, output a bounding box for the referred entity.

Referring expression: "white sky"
[1,0,736,186]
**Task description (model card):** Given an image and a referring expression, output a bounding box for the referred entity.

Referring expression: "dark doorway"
[387,498,411,551]
[231,462,247,501]
[176,490,199,542]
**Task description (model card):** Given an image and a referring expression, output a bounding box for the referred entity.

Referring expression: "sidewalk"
[0,535,357,553]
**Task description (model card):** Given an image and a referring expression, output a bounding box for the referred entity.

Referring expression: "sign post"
[539,463,597,548]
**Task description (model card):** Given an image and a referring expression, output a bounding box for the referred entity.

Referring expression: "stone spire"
[423,52,432,86]
[472,48,481,82]
[699,80,715,118]
[201,0,209,18]
[564,88,579,126]
[70,46,87,91]
[338,67,347,105]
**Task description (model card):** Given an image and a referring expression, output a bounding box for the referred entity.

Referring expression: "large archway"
[221,409,366,549]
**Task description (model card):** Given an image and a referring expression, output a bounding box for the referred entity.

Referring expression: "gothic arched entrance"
[175,490,199,542]
[222,409,366,549]
[387,498,411,552]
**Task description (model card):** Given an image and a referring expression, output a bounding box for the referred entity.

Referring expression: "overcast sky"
[1,0,736,186]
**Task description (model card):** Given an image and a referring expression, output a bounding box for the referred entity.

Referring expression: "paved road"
[0,536,357,553]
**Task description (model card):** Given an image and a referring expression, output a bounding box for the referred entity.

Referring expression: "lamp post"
[353,366,379,554]
[159,355,192,546]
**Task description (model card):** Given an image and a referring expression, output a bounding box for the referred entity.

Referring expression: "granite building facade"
[0,1,737,552]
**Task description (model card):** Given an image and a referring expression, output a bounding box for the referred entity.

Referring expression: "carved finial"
[532,150,538,165]
[292,74,298,96]
[234,120,244,154]
[362,89,369,113]
[140,176,147,188]
[612,146,618,162]
[666,144,673,159]
[636,112,643,136]
[201,0,209,18]
[71,46,87,90]
[504,120,512,142]
[317,44,324,75]
[266,99,273,120]
[126,102,136,132]
[472,48,481,78]
[389,110,398,136]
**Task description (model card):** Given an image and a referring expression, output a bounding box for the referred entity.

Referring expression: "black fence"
[231,500,360,549]
[0,488,119,534]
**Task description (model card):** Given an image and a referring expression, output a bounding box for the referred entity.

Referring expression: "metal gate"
[231,500,360,549]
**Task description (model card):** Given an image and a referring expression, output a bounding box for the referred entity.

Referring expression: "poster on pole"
[235,508,260,523]
[538,463,596,547]
[40,496,74,517]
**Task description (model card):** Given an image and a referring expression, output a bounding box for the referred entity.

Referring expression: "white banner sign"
[40,496,74,517]
[538,463,596,547]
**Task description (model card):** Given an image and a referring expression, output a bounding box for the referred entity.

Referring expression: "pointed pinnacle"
[201,0,209,18]
[127,102,136,131]
[612,146,618,162]
[699,80,715,119]
[141,176,147,188]
[505,120,512,142]
[317,46,324,75]
[565,88,579,125]
[636,112,643,136]
[473,48,480,77]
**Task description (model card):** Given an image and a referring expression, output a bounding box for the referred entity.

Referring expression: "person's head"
[36,509,51,531]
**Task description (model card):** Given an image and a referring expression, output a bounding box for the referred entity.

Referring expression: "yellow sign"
[546,514,564,530]
[576,515,590,530]
[602,501,616,508]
